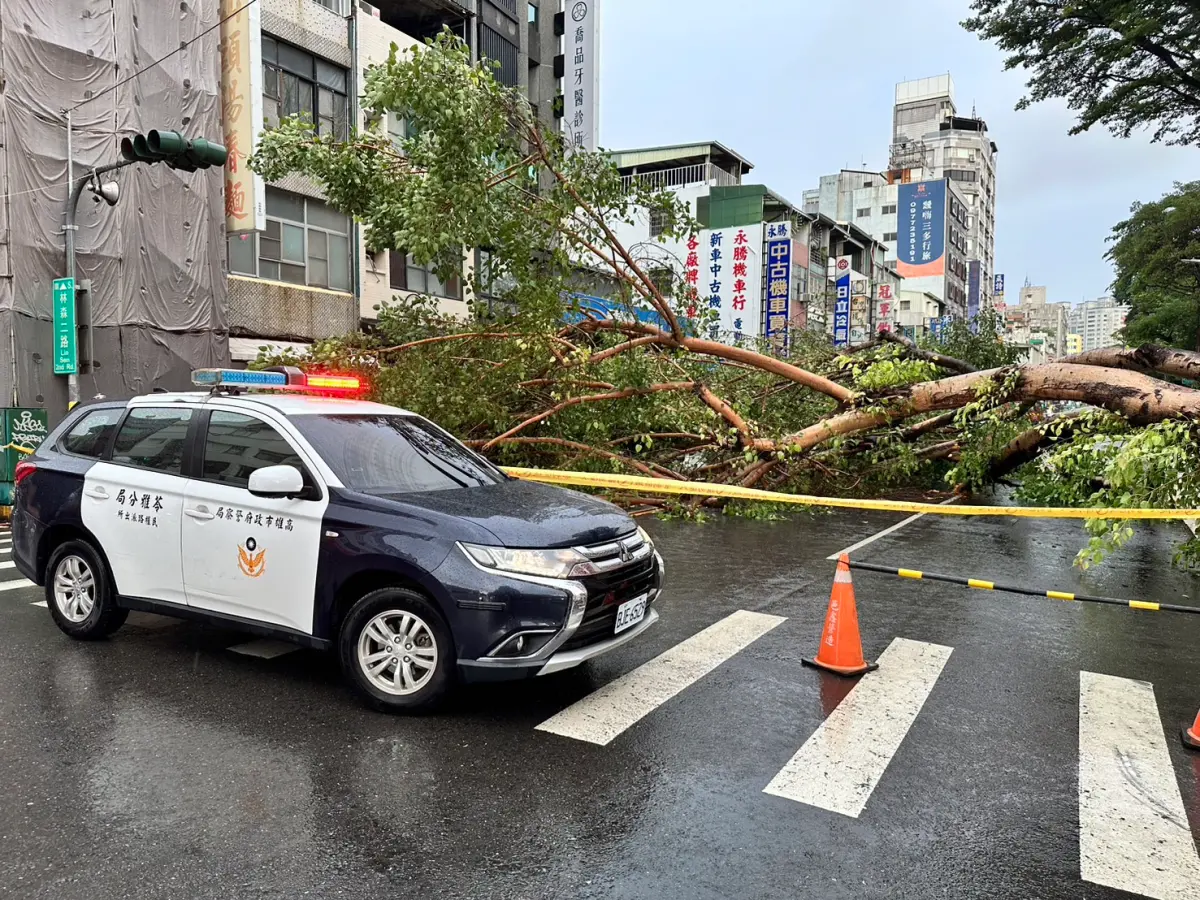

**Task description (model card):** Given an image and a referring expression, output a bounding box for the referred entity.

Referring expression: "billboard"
[833,256,851,347]
[219,0,265,234]
[702,224,764,344]
[967,259,981,321]
[896,180,946,279]
[764,222,792,353]
[566,0,600,152]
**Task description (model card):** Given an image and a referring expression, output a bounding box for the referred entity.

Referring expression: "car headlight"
[636,525,653,547]
[461,543,599,579]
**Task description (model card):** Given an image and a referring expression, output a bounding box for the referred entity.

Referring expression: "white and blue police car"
[12,367,663,712]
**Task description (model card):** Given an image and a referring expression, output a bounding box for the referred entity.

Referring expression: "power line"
[68,0,259,113]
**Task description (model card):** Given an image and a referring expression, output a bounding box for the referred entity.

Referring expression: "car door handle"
[185,507,215,521]
[84,487,108,500]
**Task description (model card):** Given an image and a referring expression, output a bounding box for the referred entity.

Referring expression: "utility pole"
[58,128,226,413]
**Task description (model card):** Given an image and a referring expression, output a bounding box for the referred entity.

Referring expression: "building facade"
[610,143,896,349]
[1068,297,1129,351]
[1003,284,1070,359]
[0,0,227,416]
[888,75,998,319]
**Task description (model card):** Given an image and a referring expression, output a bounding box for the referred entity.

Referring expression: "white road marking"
[536,609,786,746]
[227,638,302,660]
[1079,671,1200,899]
[0,561,15,570]
[31,600,47,607]
[763,637,953,818]
[0,578,34,592]
[827,497,958,560]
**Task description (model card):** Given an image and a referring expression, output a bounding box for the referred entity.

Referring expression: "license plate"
[614,595,648,634]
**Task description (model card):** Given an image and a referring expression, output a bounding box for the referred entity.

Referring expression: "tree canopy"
[1108,180,1200,350]
[250,29,1200,569]
[964,1,1200,145]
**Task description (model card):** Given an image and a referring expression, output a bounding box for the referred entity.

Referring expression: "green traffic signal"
[118,130,228,171]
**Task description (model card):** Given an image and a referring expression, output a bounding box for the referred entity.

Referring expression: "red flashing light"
[306,374,361,392]
[14,460,36,486]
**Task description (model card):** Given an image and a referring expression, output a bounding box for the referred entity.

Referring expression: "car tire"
[45,539,127,640]
[338,587,455,713]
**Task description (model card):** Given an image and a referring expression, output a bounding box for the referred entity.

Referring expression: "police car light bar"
[190,368,361,393]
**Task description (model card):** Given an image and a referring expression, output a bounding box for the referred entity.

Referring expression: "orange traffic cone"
[802,554,878,677]
[1182,709,1200,750]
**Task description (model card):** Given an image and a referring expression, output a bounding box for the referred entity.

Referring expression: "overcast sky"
[597,0,1197,305]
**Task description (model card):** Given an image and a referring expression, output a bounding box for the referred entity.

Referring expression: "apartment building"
[223,0,567,363]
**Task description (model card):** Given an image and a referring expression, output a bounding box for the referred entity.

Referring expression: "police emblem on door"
[238,536,265,578]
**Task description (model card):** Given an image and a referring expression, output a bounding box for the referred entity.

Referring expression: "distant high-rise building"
[888,75,998,320]
[1068,297,1130,351]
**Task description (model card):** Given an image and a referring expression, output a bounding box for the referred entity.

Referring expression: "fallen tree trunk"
[1061,344,1200,382]
[783,364,1200,452]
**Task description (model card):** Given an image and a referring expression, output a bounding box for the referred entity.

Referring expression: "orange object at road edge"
[1182,709,1200,750]
[802,554,879,678]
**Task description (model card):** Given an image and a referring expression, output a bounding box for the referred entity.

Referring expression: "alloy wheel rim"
[357,610,438,696]
[53,555,96,623]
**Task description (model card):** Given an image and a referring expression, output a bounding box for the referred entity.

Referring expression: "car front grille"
[561,534,658,652]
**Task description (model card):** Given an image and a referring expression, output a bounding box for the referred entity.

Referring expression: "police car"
[12,368,663,712]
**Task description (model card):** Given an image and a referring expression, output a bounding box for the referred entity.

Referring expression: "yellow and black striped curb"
[849,560,1188,615]
[502,467,1200,521]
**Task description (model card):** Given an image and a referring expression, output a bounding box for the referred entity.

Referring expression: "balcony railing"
[620,162,739,192]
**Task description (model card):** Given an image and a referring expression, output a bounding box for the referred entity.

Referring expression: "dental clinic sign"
[566,1,599,152]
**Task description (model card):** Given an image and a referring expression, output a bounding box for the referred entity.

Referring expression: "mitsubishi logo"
[618,543,633,563]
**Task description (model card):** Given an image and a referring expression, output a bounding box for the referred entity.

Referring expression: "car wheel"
[46,539,127,640]
[339,587,454,713]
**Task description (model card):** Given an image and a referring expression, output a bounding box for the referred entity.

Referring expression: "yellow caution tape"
[898,569,924,580]
[502,467,1200,521]
[1046,590,1075,601]
[968,579,994,590]
[1129,600,1161,611]
[0,442,34,455]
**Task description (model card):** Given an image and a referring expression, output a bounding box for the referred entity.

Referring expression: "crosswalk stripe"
[0,578,33,592]
[762,637,953,818]
[1079,672,1200,899]
[0,561,14,570]
[31,600,47,607]
[535,609,786,746]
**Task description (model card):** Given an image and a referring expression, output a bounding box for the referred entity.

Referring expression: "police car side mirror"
[248,465,305,500]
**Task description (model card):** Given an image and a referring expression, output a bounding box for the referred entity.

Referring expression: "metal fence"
[620,162,739,192]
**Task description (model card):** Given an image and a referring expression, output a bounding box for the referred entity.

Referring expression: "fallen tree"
[251,30,1200,569]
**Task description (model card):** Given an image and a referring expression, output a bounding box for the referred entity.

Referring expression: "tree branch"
[878,328,978,373]
[482,381,697,450]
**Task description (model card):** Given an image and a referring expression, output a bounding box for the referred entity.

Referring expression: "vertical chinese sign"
[220,0,265,234]
[52,277,77,375]
[683,233,701,321]
[567,1,599,152]
[876,283,893,334]
[967,259,981,322]
[896,180,946,279]
[700,224,764,344]
[764,222,792,354]
[833,256,851,348]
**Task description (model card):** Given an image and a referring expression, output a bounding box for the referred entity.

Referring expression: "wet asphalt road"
[3,510,1200,899]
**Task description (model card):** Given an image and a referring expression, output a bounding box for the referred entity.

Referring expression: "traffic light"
[119,130,228,172]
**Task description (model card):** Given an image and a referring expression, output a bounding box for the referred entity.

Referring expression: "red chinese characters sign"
[219,0,264,233]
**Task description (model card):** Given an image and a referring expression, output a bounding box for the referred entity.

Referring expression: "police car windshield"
[292,414,507,494]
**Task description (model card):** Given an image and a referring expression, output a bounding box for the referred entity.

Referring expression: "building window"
[479,24,519,87]
[856,207,871,218]
[226,187,352,292]
[262,36,350,140]
[883,232,897,242]
[900,300,911,311]
[528,2,538,24]
[389,250,462,300]
[311,0,350,13]
[881,204,897,215]
[946,169,978,183]
[649,208,667,237]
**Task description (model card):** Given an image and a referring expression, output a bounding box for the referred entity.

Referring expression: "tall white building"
[888,75,998,318]
[1068,297,1130,351]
